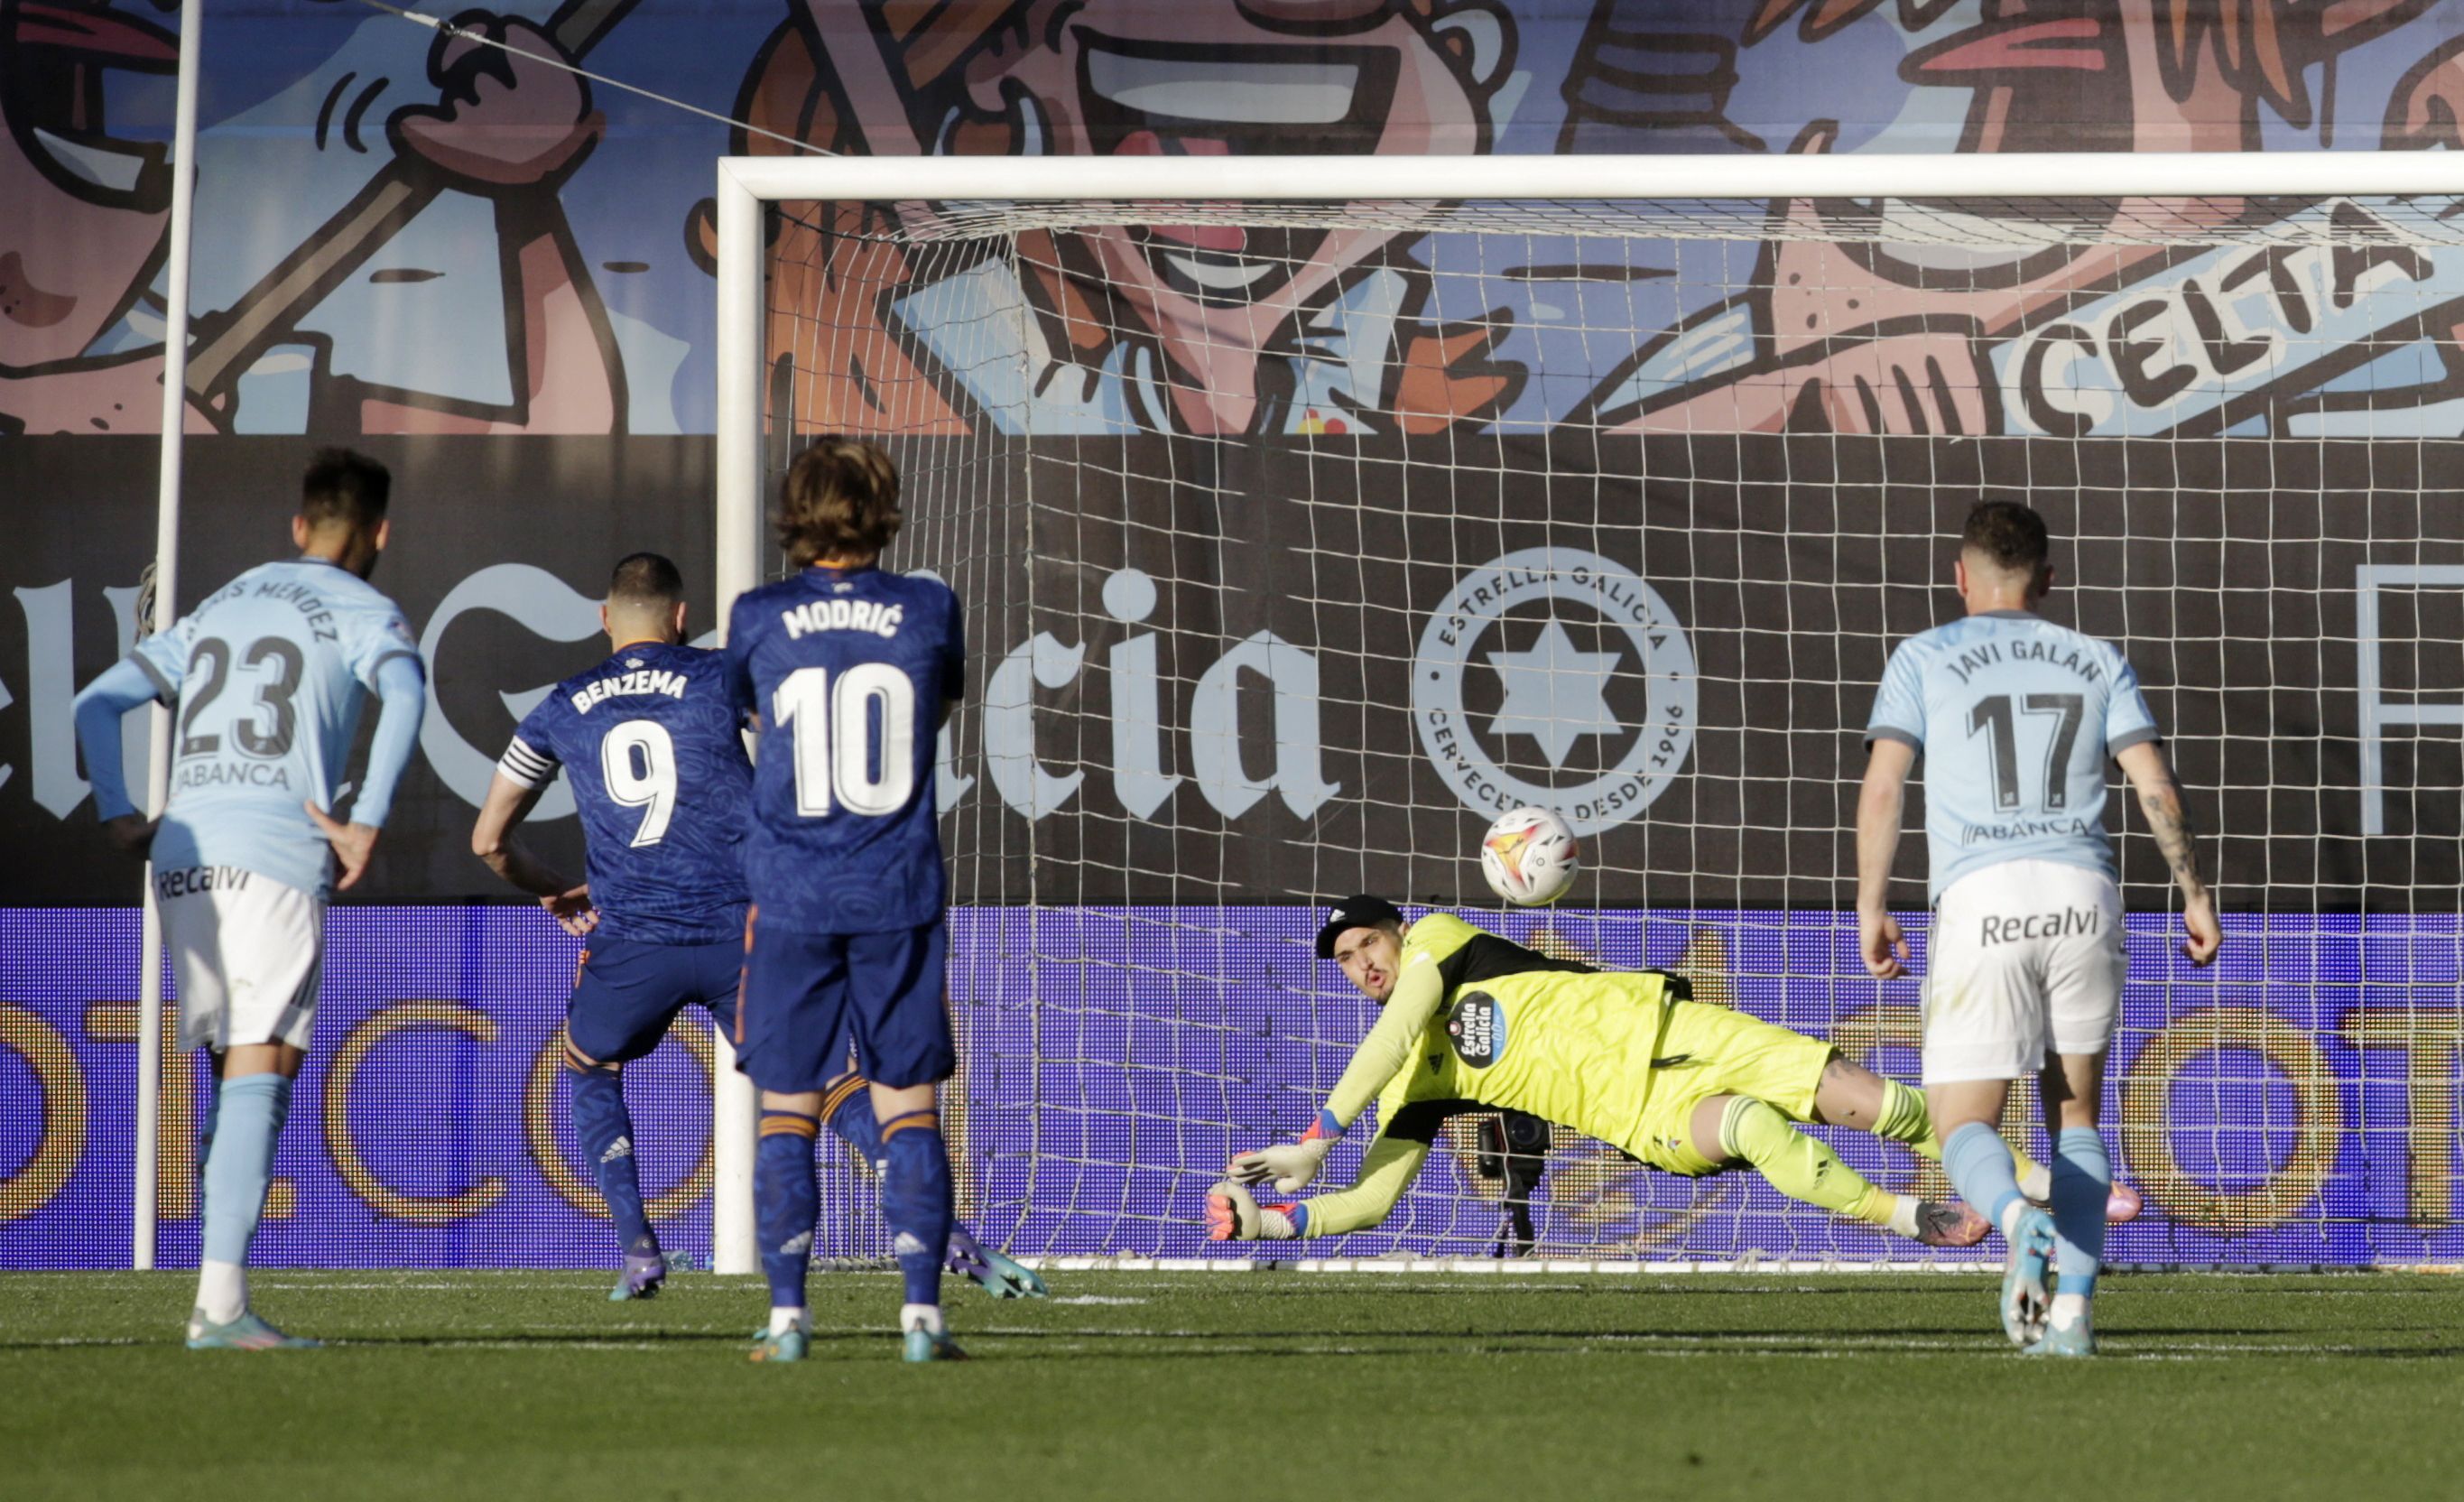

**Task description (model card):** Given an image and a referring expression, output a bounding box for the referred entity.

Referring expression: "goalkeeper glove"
[1226,1133,1332,1193]
[1206,1181,1300,1241]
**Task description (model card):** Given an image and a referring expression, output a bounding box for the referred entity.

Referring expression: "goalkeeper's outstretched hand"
[1227,1134,1331,1193]
[1206,1182,1299,1242]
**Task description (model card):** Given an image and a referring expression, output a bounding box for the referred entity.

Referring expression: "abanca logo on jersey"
[1413,547,1697,837]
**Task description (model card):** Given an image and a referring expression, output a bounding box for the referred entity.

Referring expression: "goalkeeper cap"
[1315,895,1404,960]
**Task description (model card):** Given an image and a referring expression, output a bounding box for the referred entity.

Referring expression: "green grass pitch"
[7,1270,2462,1500]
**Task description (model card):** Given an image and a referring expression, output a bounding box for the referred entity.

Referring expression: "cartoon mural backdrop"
[12,0,2464,444]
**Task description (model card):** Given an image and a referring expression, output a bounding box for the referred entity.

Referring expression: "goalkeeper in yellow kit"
[1211,896,2135,1248]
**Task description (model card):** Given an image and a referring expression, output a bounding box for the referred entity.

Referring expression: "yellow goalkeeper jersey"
[1366,913,1688,1154]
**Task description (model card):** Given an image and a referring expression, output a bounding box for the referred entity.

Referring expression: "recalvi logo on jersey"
[1980,906,2104,945]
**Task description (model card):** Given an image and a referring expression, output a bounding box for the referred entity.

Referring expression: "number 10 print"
[774,663,917,817]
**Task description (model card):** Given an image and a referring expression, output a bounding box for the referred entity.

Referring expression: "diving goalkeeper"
[1211,896,2135,1247]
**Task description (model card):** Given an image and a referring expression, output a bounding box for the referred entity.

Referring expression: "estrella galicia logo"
[1447,991,1509,1068]
[1413,547,1697,837]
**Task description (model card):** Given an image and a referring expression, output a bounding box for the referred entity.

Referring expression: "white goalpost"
[709,150,2464,1275]
[131,0,206,1273]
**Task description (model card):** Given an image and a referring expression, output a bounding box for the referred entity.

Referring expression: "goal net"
[716,153,2464,1270]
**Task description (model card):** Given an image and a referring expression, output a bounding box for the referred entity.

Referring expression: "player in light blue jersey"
[1858,502,2219,1356]
[73,449,426,1349]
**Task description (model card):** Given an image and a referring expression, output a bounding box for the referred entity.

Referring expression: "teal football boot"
[748,1326,809,1363]
[2024,1305,2098,1358]
[901,1312,968,1363]
[948,1228,1047,1300]
[608,1249,666,1302]
[186,1310,320,1350]
[1999,1208,2057,1348]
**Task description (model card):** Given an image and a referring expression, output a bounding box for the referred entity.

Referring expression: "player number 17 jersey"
[1866,610,2162,900]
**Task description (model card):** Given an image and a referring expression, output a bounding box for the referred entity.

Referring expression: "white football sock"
[901,1303,944,1336]
[2048,1293,2090,1328]
[2016,1163,2052,1201]
[196,1258,247,1324]
[1884,1196,1922,1240]
[767,1306,808,1337]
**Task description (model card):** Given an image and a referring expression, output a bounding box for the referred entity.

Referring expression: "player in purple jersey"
[727,439,972,1364]
[473,552,1041,1308]
[472,552,755,1301]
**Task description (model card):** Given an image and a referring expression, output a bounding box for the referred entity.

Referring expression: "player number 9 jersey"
[726,564,963,934]
[498,641,753,945]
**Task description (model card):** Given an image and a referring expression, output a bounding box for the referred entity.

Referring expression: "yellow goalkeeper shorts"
[1626,1001,1838,1177]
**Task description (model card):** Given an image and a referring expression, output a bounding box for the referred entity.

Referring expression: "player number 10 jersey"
[726,564,964,935]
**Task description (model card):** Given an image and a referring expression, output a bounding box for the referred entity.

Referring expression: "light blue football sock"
[1941,1120,2025,1238]
[200,1073,291,1266]
[2048,1126,2111,1302]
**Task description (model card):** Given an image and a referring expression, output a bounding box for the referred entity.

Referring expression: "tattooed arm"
[2116,741,2222,965]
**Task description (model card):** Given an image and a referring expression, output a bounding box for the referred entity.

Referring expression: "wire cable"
[345,0,840,158]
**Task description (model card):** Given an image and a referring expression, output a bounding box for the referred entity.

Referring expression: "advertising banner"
[5,435,2461,911]
[5,905,2456,1269]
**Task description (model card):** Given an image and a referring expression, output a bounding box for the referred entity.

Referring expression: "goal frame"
[704,148,2464,1275]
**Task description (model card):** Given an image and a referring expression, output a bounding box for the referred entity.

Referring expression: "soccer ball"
[1479,806,1579,906]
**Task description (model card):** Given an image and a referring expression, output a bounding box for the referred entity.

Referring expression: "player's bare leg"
[1811,1055,2136,1222]
[1683,1093,1982,1247]
[190,1043,319,1350]
[872,1080,967,1362]
[750,1087,820,1362]
[2028,1051,2109,1358]
[1933,1077,2057,1347]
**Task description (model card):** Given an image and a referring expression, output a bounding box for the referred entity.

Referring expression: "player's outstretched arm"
[1209,1136,1431,1242]
[2117,740,2221,966]
[1227,958,1448,1192]
[1856,738,1917,978]
[1292,1135,1431,1238]
[469,772,591,932]
[71,657,165,858]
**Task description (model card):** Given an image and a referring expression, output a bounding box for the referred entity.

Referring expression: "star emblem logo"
[1412,547,1698,838]
[1484,619,1621,769]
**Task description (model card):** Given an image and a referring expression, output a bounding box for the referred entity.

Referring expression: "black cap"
[1314,895,1404,960]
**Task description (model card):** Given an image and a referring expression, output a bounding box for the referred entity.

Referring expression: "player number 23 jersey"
[133,558,418,900]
